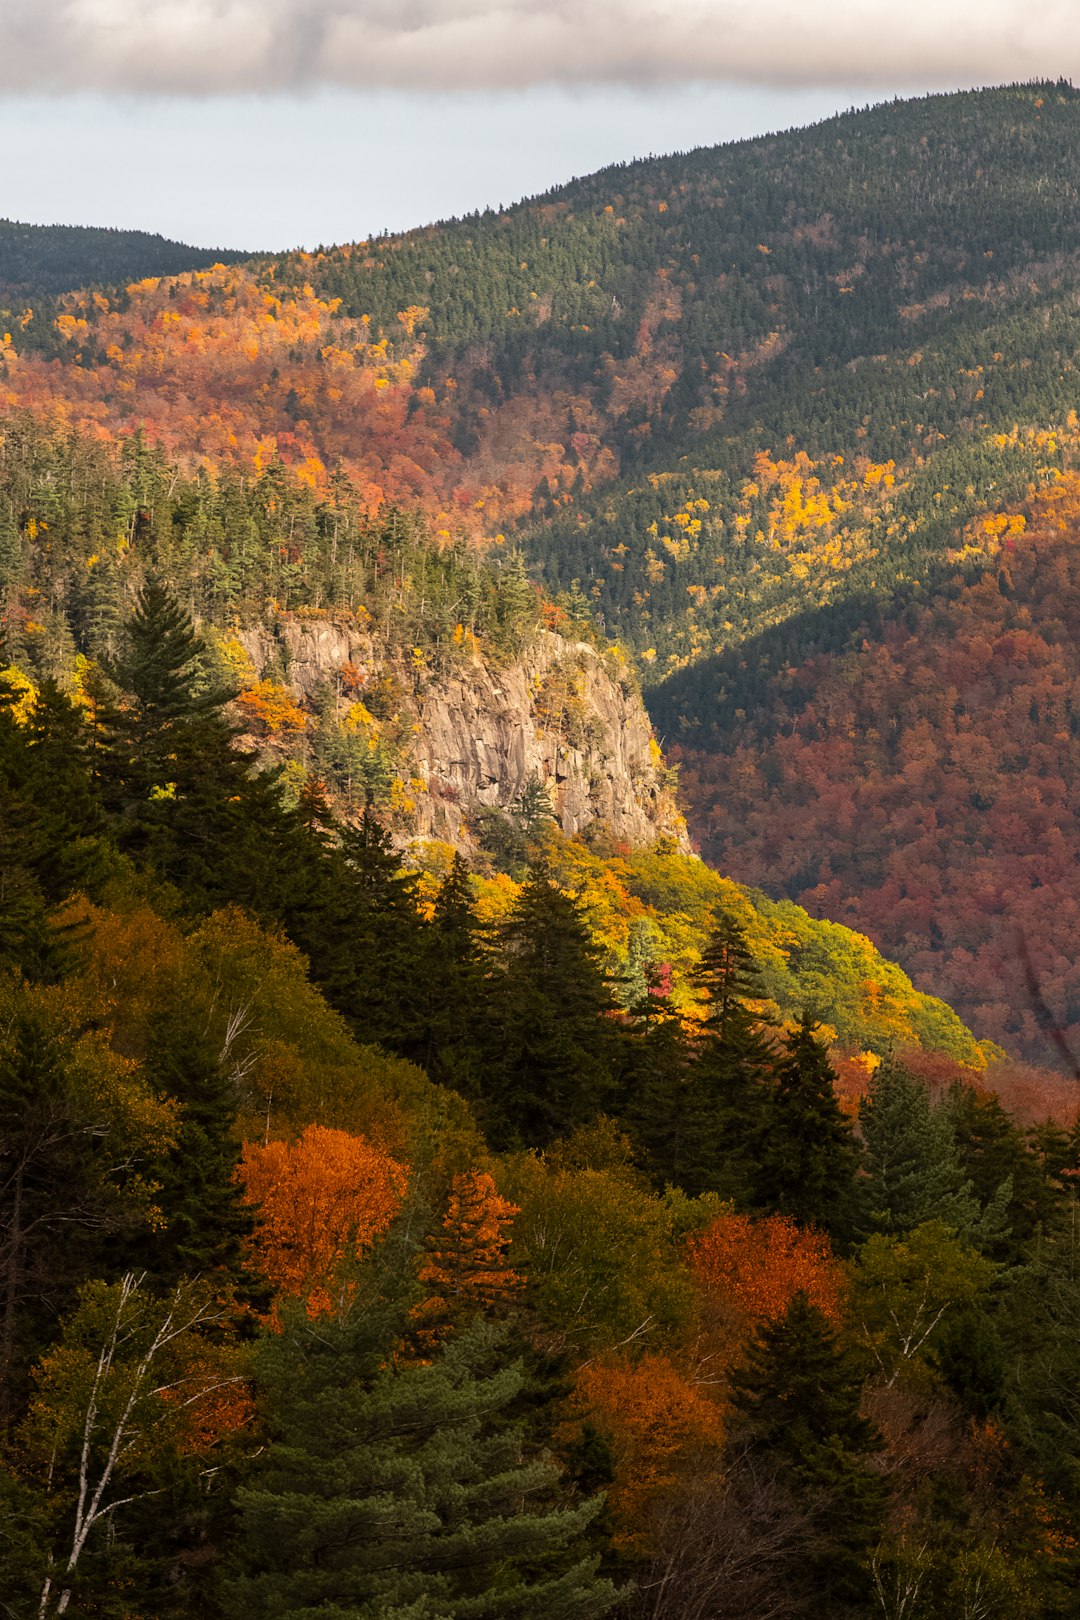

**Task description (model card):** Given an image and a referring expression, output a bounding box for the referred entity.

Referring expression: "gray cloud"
[4,0,1077,95]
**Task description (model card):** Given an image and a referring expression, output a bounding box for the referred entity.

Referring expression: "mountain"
[9,87,1080,1620]
[0,218,248,296]
[5,81,1080,1061]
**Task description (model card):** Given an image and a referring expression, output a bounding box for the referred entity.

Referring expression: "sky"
[3,0,1075,251]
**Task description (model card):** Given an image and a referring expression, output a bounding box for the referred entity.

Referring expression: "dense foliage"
[666,478,1080,1063]
[1,581,1079,1618]
[0,219,246,295]
[6,78,1080,1616]
[8,84,1080,1062]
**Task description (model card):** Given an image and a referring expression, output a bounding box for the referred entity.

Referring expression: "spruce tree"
[330,800,427,1053]
[419,852,488,1088]
[0,681,75,983]
[856,1062,981,1241]
[224,1311,617,1619]
[618,962,698,1190]
[683,911,776,1198]
[751,1013,857,1233]
[21,677,112,905]
[730,1291,886,1610]
[483,867,615,1148]
[98,576,329,931]
[117,1016,256,1296]
[96,574,254,890]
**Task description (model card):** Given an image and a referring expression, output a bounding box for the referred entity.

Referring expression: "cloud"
[6,0,1077,96]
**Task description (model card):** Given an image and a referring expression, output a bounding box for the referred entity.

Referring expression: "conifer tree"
[96,574,253,887]
[97,576,329,932]
[331,799,427,1053]
[0,680,73,981]
[683,912,776,1198]
[619,961,698,1189]
[751,1013,857,1233]
[856,1062,981,1241]
[122,1017,256,1296]
[419,852,488,1087]
[730,1290,886,1611]
[410,1170,521,1354]
[483,867,615,1147]
[224,1307,617,1620]
[22,677,111,905]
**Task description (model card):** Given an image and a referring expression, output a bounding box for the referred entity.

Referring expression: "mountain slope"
[0,218,247,296]
[6,83,1080,1060]
[665,478,1080,1065]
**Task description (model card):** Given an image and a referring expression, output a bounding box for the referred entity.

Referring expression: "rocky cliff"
[237,616,689,853]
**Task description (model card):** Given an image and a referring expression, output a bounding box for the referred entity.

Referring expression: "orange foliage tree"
[574,1353,726,1547]
[411,1170,521,1351]
[238,1124,407,1318]
[686,1211,845,1346]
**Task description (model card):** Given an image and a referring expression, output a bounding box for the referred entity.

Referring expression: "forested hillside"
[3,577,1080,1620]
[8,77,1080,1616]
[662,477,1080,1065]
[0,219,247,296]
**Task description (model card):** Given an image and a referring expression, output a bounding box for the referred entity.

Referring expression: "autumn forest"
[5,78,1080,1620]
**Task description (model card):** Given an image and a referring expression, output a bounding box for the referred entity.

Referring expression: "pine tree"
[120,1017,256,1296]
[856,1061,981,1241]
[0,681,71,982]
[97,576,330,931]
[331,800,427,1053]
[22,677,111,905]
[751,1013,857,1233]
[619,961,698,1189]
[419,852,488,1087]
[682,911,776,1199]
[484,867,615,1148]
[224,1309,617,1620]
[96,573,252,886]
[730,1290,886,1610]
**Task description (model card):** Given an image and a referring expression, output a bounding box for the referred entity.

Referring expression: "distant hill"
[0,218,249,296]
[5,81,1080,1059]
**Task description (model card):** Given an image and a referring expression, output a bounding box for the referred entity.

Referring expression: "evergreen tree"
[224,1308,617,1620]
[21,677,111,905]
[97,576,332,932]
[96,574,254,888]
[694,912,764,1037]
[856,1061,982,1241]
[949,1085,1051,1262]
[618,962,698,1190]
[330,800,427,1053]
[99,572,235,804]
[682,911,776,1198]
[419,852,489,1088]
[0,679,75,981]
[730,1290,886,1610]
[751,1013,857,1233]
[113,1016,256,1296]
[483,867,615,1148]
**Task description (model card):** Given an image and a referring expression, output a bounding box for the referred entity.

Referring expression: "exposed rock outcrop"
[238,616,689,852]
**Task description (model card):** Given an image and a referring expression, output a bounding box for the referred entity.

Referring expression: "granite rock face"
[238,617,689,852]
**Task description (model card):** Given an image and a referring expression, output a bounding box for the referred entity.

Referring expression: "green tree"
[330,800,427,1054]
[0,999,175,1429]
[419,852,488,1089]
[682,911,776,1199]
[855,1062,982,1241]
[224,1310,616,1620]
[13,1273,243,1620]
[849,1220,997,1394]
[750,1012,856,1232]
[483,868,615,1148]
[730,1290,886,1611]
